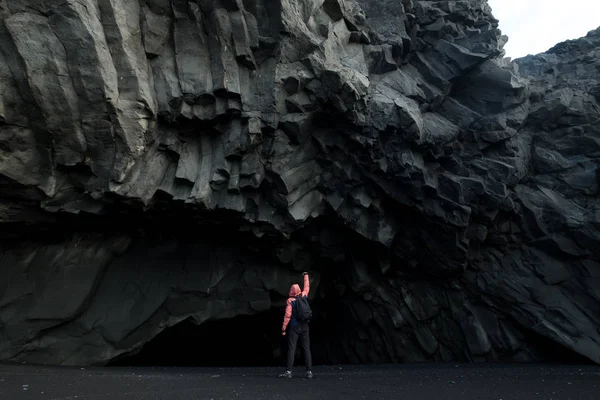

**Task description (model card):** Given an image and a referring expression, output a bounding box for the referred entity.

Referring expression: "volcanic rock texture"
[1,0,599,366]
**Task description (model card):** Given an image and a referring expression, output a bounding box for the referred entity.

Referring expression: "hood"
[289,284,301,297]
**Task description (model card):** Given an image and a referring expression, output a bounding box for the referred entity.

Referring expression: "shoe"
[278,370,292,379]
[306,371,313,379]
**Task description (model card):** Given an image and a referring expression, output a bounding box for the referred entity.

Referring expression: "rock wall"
[0,0,599,365]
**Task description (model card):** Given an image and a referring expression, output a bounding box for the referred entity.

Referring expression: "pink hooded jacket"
[281,274,310,332]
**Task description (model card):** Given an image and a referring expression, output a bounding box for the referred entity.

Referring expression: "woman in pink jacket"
[278,272,313,379]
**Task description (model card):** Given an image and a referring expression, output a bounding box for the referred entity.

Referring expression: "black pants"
[286,323,312,371]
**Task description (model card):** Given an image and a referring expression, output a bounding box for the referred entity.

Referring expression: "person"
[278,272,313,379]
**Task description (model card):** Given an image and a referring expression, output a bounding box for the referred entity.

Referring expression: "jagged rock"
[1,0,600,367]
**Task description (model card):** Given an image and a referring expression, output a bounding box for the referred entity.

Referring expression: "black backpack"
[295,295,312,322]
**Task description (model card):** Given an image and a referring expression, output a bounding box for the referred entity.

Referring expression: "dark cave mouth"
[4,203,355,368]
[102,213,354,368]
[110,311,285,367]
[519,326,596,365]
[109,293,348,367]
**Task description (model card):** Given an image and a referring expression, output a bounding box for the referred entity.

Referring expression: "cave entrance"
[519,326,595,365]
[110,310,286,367]
[110,287,348,367]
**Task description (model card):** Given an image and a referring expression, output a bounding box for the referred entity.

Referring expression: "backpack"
[294,295,312,322]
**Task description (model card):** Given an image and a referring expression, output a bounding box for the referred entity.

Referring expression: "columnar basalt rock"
[0,0,599,366]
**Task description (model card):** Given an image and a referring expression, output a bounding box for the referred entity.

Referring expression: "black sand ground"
[1,363,598,400]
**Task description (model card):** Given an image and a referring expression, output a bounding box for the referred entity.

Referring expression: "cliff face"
[1,0,599,366]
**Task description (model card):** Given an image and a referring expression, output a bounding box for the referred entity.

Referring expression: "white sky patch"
[487,0,600,59]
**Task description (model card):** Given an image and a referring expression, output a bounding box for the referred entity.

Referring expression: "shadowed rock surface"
[0,0,599,366]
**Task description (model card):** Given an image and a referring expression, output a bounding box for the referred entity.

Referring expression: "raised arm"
[301,272,310,297]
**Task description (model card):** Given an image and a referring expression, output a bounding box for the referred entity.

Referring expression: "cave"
[109,289,352,368]
[110,313,285,367]
[105,214,353,367]
[517,327,596,365]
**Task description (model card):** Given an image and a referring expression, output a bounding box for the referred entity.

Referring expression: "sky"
[487,0,600,59]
